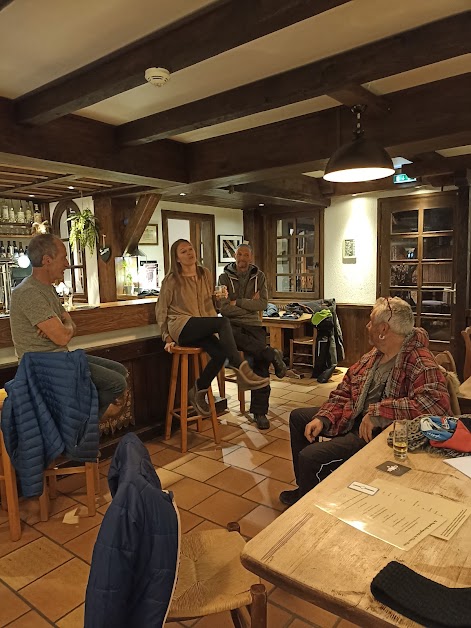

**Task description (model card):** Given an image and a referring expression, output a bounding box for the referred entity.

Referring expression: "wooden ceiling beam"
[0,174,81,194]
[15,0,351,125]
[186,73,471,187]
[123,193,162,254]
[233,175,327,206]
[117,12,470,145]
[0,1,14,11]
[327,85,390,116]
[0,97,186,187]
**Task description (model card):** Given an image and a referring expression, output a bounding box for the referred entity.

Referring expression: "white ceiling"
[0,0,469,146]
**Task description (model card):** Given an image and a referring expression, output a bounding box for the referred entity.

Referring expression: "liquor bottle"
[33,204,42,224]
[25,203,32,223]
[13,241,19,258]
[0,241,5,257]
[18,241,24,254]
[9,206,16,223]
[7,241,13,257]
[17,204,25,223]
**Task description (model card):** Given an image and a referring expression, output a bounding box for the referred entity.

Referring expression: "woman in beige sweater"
[156,239,269,417]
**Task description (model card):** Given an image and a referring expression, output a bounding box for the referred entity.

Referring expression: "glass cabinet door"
[379,194,456,346]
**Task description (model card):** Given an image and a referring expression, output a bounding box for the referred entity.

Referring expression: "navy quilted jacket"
[1,350,99,497]
[85,433,180,628]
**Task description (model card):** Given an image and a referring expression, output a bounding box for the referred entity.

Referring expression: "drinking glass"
[393,419,408,460]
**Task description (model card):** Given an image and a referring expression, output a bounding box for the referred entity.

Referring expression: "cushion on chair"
[168,528,258,620]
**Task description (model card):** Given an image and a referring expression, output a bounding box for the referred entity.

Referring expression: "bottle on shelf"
[25,202,32,224]
[9,206,16,223]
[18,241,24,255]
[0,241,5,258]
[33,204,42,224]
[2,204,9,222]
[7,241,13,257]
[17,204,25,224]
[13,241,19,259]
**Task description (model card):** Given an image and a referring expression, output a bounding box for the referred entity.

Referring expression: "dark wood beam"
[123,193,161,254]
[234,175,327,206]
[0,174,81,194]
[117,12,470,145]
[187,73,471,187]
[327,85,390,116]
[0,97,186,187]
[0,1,15,11]
[15,0,351,125]
[406,154,471,178]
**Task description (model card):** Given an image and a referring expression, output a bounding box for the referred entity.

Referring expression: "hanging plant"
[67,208,99,253]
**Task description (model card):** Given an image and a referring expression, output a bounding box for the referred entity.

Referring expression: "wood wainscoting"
[335,304,371,367]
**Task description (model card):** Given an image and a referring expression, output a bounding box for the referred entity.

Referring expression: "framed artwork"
[218,235,243,263]
[342,238,356,259]
[140,225,158,245]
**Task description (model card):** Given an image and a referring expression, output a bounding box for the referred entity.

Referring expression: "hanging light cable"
[323,104,395,183]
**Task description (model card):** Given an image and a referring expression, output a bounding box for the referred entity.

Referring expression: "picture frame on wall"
[218,235,243,263]
[140,225,158,245]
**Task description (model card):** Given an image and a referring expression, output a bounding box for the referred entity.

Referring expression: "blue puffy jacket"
[1,350,99,497]
[85,433,180,628]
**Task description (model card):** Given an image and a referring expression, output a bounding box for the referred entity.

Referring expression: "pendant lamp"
[323,105,395,183]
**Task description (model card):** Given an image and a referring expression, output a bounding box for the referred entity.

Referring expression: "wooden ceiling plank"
[2,174,80,194]
[123,193,161,254]
[186,73,471,187]
[0,97,186,187]
[15,0,351,125]
[234,175,327,206]
[118,12,470,145]
[327,85,390,116]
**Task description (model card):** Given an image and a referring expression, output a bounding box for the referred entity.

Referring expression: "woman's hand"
[164,338,176,353]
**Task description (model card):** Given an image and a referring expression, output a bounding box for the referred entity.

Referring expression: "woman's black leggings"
[178,317,242,390]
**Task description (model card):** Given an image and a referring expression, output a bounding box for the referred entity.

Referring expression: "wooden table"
[241,431,471,628]
[262,312,312,352]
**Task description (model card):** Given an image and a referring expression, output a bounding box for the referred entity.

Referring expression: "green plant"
[67,208,99,253]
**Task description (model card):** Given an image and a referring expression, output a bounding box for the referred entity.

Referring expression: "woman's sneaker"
[230,360,269,390]
[188,385,210,417]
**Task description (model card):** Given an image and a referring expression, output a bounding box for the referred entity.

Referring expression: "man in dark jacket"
[219,244,286,430]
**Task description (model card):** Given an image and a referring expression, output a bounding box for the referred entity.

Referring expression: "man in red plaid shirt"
[280,297,451,507]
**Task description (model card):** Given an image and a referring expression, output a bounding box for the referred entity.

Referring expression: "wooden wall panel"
[336,304,371,367]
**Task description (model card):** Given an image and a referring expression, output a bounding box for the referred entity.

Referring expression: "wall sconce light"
[323,105,395,183]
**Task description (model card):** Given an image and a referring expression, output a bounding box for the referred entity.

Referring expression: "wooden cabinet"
[378,191,459,351]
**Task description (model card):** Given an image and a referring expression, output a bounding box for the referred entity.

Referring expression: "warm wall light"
[323,105,394,183]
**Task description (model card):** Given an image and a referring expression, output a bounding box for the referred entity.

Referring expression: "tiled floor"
[0,369,361,628]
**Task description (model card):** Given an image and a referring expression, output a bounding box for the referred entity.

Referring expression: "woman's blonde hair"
[167,238,204,283]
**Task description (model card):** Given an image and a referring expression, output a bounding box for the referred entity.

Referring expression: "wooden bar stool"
[0,390,21,541]
[166,346,220,453]
[217,351,246,413]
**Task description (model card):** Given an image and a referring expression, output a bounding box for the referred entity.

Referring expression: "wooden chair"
[289,328,318,370]
[0,391,21,541]
[461,327,471,381]
[434,352,461,415]
[167,522,267,627]
[38,457,99,522]
[166,346,220,453]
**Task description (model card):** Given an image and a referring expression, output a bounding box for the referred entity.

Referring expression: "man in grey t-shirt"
[9,234,128,417]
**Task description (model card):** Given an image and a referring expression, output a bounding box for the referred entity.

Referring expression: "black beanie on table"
[371,561,471,628]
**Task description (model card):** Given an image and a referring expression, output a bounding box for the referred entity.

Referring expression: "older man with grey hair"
[280,297,452,506]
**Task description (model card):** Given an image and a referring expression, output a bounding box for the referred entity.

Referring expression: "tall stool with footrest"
[0,389,21,541]
[166,346,220,453]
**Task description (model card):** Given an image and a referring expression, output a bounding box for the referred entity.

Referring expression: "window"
[52,200,88,302]
[267,211,322,298]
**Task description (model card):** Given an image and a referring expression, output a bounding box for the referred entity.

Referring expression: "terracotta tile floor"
[0,369,363,627]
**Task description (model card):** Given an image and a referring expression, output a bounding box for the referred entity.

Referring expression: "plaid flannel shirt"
[317,328,451,437]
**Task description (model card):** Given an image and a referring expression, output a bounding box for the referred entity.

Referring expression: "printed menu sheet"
[315,478,470,549]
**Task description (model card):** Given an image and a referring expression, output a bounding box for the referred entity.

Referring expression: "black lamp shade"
[324,136,395,182]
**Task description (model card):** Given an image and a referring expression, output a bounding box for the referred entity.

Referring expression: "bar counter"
[0,299,171,453]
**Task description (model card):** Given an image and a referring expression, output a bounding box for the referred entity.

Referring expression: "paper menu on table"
[443,457,471,480]
[369,478,471,541]
[315,485,445,550]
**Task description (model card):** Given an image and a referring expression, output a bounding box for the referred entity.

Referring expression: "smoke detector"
[145,67,170,87]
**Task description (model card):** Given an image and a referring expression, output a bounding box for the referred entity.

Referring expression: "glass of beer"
[393,419,408,460]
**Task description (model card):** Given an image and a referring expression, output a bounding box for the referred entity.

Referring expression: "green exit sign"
[393,172,417,184]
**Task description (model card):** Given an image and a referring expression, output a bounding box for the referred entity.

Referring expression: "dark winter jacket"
[85,433,180,628]
[219,262,267,327]
[1,350,99,497]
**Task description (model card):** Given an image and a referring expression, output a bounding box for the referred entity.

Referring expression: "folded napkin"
[371,561,471,628]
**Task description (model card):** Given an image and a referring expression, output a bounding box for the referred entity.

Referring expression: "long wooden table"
[241,430,471,628]
[262,312,312,352]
